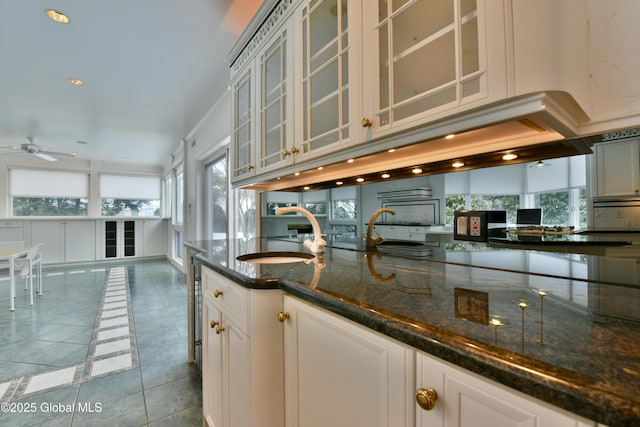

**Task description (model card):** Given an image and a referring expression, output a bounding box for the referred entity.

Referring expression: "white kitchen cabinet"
[292,0,363,163]
[256,21,296,174]
[0,220,25,242]
[31,220,96,264]
[230,1,298,183]
[415,350,597,427]
[282,295,414,427]
[361,0,508,140]
[595,139,640,197]
[139,219,166,257]
[231,63,256,181]
[373,224,429,242]
[201,265,284,427]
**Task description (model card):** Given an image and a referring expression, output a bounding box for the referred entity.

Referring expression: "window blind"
[100,174,160,199]
[10,169,88,198]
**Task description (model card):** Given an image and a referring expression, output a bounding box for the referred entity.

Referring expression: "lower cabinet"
[31,220,96,264]
[282,295,414,427]
[201,283,599,427]
[415,351,598,427]
[201,266,284,427]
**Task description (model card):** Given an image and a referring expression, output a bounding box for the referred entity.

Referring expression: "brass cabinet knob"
[361,117,372,127]
[247,164,255,170]
[277,311,290,323]
[416,388,438,411]
[213,290,223,298]
[291,147,299,154]
[283,149,291,157]
[215,325,225,335]
[209,320,218,329]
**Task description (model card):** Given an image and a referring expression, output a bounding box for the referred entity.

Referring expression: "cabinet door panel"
[203,299,223,427]
[225,320,250,427]
[31,221,65,264]
[65,221,95,262]
[285,297,411,427]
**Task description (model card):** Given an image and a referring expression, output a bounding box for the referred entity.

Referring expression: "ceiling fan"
[0,137,77,162]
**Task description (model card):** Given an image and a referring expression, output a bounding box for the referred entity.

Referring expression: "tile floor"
[0,259,202,426]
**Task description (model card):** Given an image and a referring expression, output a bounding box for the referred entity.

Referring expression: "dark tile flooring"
[0,259,202,426]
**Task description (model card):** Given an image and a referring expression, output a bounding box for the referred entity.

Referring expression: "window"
[164,175,173,218]
[175,171,184,224]
[10,169,88,216]
[331,199,356,219]
[100,174,161,217]
[205,155,228,240]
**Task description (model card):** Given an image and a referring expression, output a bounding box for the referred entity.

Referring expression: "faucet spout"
[366,208,396,248]
[276,207,326,253]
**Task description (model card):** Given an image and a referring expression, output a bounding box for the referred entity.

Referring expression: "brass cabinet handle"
[213,290,223,298]
[361,117,372,127]
[209,320,218,329]
[215,325,225,335]
[416,388,438,411]
[277,311,290,323]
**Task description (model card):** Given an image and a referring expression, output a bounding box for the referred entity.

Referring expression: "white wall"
[182,91,232,242]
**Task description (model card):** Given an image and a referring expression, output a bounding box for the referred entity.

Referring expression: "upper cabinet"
[594,138,640,197]
[229,0,590,189]
[292,0,362,163]
[360,0,508,140]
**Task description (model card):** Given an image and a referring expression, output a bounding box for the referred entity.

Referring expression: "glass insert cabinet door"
[259,29,290,171]
[374,0,483,128]
[298,0,352,157]
[232,67,254,179]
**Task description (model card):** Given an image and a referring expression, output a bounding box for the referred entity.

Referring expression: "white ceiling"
[0,0,262,167]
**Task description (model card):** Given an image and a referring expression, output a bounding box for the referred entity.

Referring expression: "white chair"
[0,243,44,308]
[17,243,44,296]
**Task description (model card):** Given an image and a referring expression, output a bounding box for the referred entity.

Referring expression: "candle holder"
[531,289,551,345]
[512,299,533,353]
[489,315,509,346]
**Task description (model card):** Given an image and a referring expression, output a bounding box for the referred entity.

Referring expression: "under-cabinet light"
[452,161,465,168]
[502,153,518,160]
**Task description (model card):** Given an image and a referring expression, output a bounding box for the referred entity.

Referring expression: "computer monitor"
[516,208,542,225]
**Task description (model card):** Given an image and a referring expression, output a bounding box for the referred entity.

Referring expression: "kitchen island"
[187,237,640,426]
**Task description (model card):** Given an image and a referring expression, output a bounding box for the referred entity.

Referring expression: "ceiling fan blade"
[33,152,58,162]
[0,146,21,152]
[41,150,76,158]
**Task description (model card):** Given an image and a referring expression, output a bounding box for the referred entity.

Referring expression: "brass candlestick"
[489,315,509,346]
[532,289,550,345]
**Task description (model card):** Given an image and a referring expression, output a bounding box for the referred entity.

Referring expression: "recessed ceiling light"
[294,172,300,176]
[336,181,343,185]
[502,153,518,161]
[317,166,324,170]
[452,161,465,168]
[347,158,354,163]
[387,148,396,153]
[303,186,310,190]
[445,134,456,139]
[67,78,84,86]
[411,168,422,174]
[381,173,390,179]
[356,177,364,183]
[45,9,70,24]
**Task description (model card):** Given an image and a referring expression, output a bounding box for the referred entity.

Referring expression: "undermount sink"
[236,251,315,264]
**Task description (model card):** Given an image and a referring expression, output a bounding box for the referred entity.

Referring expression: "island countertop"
[186,238,640,426]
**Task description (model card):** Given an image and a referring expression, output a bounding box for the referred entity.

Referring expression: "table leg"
[9,256,15,311]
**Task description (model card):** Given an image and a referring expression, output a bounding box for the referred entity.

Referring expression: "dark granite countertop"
[186,238,640,426]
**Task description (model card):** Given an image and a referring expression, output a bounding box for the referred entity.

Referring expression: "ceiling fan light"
[45,9,70,24]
